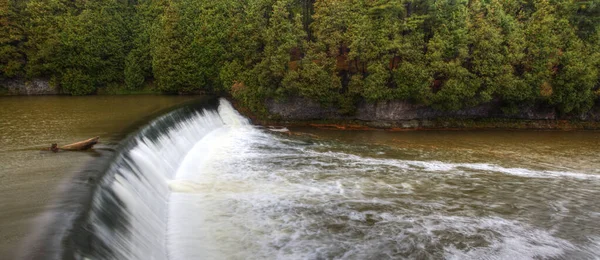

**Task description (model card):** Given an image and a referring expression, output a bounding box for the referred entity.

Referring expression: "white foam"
[267,126,290,132]
[441,216,573,259]
[167,99,258,260]
[86,99,250,260]
[88,98,599,259]
[583,237,600,259]
[162,113,590,259]
[299,149,600,180]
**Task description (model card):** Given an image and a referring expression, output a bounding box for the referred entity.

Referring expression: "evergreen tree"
[426,0,480,110]
[0,0,25,78]
[0,0,598,115]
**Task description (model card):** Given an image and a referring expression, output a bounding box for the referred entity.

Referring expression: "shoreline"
[245,117,600,131]
[230,98,600,131]
[3,80,600,131]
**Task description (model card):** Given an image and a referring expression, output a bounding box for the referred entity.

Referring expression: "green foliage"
[393,61,431,102]
[61,68,94,95]
[550,35,597,114]
[0,0,598,116]
[151,2,197,93]
[362,62,392,102]
[123,2,154,90]
[282,58,340,103]
[124,51,146,90]
[24,0,131,93]
[0,0,25,79]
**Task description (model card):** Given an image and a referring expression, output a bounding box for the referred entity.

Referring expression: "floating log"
[54,136,99,151]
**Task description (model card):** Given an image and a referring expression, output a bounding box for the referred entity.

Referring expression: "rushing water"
[0,95,200,259]
[52,98,599,260]
[3,97,600,259]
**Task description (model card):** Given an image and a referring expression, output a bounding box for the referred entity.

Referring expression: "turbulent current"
[70,98,600,260]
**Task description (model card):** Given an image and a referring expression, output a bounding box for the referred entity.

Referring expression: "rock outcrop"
[263,97,600,129]
[0,78,59,95]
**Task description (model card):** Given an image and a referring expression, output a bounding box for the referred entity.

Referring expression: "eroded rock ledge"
[0,78,58,95]
[260,97,600,130]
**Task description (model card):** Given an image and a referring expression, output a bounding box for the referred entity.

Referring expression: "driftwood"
[60,136,99,151]
[43,136,99,152]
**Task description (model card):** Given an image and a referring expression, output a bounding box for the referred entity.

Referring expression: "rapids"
[71,98,600,260]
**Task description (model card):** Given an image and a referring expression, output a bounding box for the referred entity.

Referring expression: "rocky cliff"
[0,79,59,95]
[263,97,600,129]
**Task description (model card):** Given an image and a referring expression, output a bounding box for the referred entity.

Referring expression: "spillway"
[61,98,600,260]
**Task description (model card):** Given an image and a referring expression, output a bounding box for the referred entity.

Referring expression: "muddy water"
[271,128,600,259]
[76,98,600,260]
[2,96,600,259]
[0,95,200,258]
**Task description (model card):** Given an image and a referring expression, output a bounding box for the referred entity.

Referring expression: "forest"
[1,0,599,115]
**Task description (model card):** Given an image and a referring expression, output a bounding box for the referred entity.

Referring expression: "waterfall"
[65,97,597,260]
[75,99,249,260]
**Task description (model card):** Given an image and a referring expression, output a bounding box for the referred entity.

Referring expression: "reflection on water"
[0,95,200,258]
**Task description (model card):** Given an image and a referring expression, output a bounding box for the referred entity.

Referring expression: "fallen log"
[43,137,99,152]
[42,137,100,152]
[59,136,99,151]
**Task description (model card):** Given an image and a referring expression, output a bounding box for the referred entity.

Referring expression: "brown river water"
[1,96,599,259]
[0,96,199,258]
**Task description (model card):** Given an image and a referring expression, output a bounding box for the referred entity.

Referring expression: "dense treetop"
[1,0,599,114]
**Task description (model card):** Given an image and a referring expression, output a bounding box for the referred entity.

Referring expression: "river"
[1,97,600,259]
[0,95,200,259]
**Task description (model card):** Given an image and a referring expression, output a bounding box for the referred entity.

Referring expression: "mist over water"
[72,99,600,260]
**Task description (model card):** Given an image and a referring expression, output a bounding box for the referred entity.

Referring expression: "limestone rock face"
[266,97,343,120]
[265,97,597,123]
[1,79,59,95]
[355,100,557,121]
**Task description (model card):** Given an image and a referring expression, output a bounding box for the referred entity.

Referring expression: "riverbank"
[4,78,600,130]
[0,78,165,96]
[231,97,600,131]
[6,97,600,259]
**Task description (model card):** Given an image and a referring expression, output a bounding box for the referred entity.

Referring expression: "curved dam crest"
[70,98,239,259]
[24,98,600,260]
